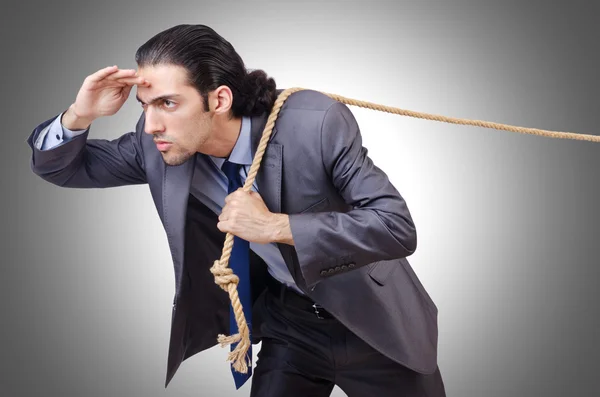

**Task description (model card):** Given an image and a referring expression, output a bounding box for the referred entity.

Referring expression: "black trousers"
[250,276,446,397]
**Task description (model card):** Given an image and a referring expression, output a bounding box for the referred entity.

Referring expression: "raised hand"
[63,65,149,130]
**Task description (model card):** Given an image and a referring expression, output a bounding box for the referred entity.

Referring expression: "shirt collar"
[209,116,252,170]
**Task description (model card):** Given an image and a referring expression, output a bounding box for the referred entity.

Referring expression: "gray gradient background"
[2,0,599,396]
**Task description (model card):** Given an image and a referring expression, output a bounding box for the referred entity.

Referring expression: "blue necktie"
[221,160,253,389]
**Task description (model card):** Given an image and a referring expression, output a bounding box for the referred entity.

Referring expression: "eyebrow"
[135,94,181,105]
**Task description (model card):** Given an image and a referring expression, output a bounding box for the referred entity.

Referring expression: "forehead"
[135,64,194,100]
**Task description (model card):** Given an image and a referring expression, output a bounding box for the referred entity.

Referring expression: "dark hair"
[135,24,277,118]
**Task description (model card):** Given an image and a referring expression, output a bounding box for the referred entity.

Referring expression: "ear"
[210,85,234,115]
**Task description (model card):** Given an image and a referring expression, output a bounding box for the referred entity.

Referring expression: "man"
[27,24,445,396]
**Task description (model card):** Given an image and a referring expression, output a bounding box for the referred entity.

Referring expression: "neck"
[200,115,243,158]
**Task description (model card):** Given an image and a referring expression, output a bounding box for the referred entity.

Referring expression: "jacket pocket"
[367,260,397,286]
[299,197,330,214]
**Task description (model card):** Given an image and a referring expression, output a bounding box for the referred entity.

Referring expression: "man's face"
[135,64,213,166]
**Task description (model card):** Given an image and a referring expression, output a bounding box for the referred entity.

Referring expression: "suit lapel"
[249,111,307,288]
[162,156,195,298]
[250,112,282,214]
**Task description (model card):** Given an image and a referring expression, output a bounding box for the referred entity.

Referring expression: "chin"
[161,151,193,166]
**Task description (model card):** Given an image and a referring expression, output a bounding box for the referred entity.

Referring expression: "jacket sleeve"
[26,112,147,188]
[288,101,417,288]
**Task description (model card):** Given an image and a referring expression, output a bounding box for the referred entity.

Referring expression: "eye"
[163,99,176,108]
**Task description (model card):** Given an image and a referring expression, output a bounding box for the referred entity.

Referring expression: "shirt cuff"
[35,112,88,151]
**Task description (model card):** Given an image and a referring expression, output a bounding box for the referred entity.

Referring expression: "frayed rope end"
[217,333,251,374]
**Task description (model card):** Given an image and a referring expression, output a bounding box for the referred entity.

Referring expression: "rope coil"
[208,86,599,373]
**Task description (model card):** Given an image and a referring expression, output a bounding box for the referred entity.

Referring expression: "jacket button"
[327,268,335,274]
[341,265,348,271]
[334,266,341,272]
[320,270,327,276]
[348,263,356,269]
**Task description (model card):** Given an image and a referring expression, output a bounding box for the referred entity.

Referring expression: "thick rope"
[209,86,600,373]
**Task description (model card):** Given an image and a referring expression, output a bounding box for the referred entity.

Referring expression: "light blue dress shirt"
[36,113,304,294]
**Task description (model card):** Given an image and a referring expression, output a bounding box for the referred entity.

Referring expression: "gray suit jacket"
[27,89,439,387]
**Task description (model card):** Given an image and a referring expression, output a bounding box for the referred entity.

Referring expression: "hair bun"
[238,69,277,116]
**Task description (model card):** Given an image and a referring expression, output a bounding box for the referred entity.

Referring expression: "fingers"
[114,76,150,87]
[105,68,137,81]
[86,66,150,87]
[121,84,135,101]
[224,188,244,204]
[93,76,149,89]
[86,65,120,82]
[216,220,233,234]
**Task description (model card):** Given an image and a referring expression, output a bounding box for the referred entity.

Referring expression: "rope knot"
[210,260,240,290]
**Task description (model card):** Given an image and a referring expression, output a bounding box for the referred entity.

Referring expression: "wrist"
[269,213,294,245]
[62,104,94,130]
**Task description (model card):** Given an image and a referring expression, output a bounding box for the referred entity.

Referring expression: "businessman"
[27,24,445,396]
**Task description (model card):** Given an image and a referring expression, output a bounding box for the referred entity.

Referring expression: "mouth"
[155,141,172,151]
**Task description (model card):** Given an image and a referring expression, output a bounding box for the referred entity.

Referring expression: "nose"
[143,108,165,135]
